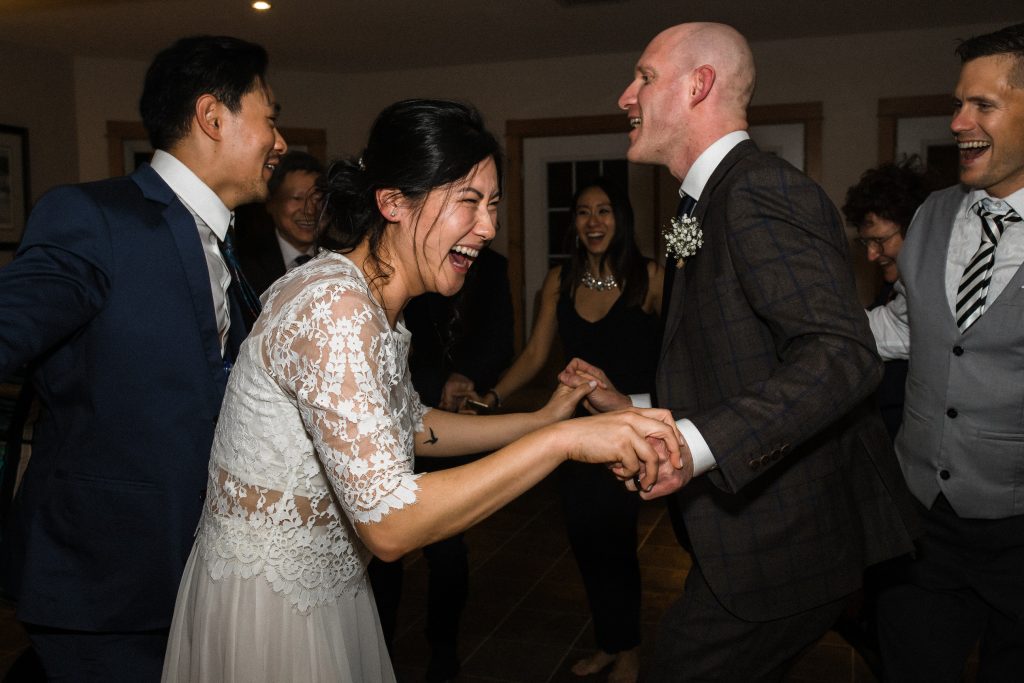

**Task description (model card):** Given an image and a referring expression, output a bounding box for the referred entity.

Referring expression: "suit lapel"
[132,164,228,390]
[659,140,758,364]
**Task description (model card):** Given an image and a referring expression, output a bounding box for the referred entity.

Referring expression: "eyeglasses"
[856,231,901,249]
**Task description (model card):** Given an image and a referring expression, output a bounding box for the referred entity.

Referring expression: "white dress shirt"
[275,232,315,271]
[629,130,751,477]
[868,186,1024,360]
[150,150,234,352]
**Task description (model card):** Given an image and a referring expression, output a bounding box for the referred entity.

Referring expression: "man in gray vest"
[868,22,1024,682]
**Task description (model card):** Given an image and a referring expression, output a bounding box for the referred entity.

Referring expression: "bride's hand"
[558,358,631,414]
[559,408,682,490]
[537,379,596,423]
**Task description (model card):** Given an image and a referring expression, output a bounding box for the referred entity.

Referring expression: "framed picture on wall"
[878,95,957,187]
[748,102,823,182]
[0,124,30,249]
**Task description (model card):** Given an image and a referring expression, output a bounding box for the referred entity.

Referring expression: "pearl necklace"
[580,269,618,291]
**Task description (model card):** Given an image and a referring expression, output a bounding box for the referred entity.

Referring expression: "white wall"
[70,21,1005,258]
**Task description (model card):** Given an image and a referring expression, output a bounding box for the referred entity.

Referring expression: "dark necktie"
[218,228,262,330]
[955,200,1020,332]
[293,253,312,267]
[661,193,698,326]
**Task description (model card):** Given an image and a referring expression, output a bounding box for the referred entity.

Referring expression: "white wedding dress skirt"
[162,547,394,682]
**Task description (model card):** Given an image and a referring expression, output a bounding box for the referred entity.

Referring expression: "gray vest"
[896,185,1024,519]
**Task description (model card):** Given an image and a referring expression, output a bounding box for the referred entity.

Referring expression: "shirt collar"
[150,149,233,240]
[679,130,750,201]
[965,185,1024,220]
[275,231,313,265]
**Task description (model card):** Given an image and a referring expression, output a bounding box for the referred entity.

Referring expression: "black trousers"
[649,563,848,682]
[368,454,475,680]
[369,534,468,675]
[24,623,169,683]
[558,460,641,654]
[877,493,1024,683]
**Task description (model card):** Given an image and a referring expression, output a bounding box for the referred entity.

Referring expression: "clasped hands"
[558,357,694,499]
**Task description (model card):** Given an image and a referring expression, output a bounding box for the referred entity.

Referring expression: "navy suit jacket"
[0,164,245,631]
[657,140,918,621]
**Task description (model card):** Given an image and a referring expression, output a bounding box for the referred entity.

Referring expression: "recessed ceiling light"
[252,1,271,10]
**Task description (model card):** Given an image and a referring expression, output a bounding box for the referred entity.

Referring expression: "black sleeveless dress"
[555,280,660,653]
[557,290,660,397]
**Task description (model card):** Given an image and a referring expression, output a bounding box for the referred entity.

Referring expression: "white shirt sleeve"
[628,393,651,408]
[627,393,717,475]
[866,281,910,360]
[677,419,717,475]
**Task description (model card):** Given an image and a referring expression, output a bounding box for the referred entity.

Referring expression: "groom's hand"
[625,434,694,499]
[558,357,631,414]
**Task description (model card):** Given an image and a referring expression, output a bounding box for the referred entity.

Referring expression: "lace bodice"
[196,252,427,614]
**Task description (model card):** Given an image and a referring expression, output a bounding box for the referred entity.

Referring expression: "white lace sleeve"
[264,278,424,526]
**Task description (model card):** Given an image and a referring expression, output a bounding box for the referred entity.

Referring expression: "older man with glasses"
[842,159,930,440]
[844,159,931,291]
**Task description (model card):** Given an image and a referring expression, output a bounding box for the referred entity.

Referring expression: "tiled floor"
[0,474,957,682]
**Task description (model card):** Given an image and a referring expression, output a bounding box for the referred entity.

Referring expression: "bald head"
[618,22,756,178]
[656,22,756,115]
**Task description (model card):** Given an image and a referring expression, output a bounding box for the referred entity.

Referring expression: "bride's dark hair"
[319,99,503,282]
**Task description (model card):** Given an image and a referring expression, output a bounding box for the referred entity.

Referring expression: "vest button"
[952,346,964,356]
[940,470,951,480]
[946,408,958,418]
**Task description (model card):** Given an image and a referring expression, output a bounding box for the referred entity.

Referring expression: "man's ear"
[375,188,404,221]
[194,93,224,141]
[689,65,716,107]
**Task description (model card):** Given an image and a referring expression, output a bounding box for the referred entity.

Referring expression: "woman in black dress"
[475,178,664,682]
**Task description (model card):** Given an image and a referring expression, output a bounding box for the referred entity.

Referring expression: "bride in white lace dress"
[162,100,680,683]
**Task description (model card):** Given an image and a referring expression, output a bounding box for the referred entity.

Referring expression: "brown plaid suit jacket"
[657,140,918,622]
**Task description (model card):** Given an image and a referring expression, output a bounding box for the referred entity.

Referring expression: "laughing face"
[952,55,1024,198]
[268,170,320,251]
[617,30,691,170]
[405,156,501,297]
[574,186,616,256]
[857,213,904,284]
[218,83,287,208]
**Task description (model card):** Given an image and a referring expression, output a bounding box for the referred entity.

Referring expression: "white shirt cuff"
[628,393,651,409]
[677,418,717,476]
[628,394,716,476]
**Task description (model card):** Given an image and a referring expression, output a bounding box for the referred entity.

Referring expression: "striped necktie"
[955,200,1021,332]
[218,228,263,330]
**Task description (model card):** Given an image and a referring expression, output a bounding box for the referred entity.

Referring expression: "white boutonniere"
[663,214,703,268]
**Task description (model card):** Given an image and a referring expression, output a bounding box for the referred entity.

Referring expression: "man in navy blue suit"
[0,35,286,681]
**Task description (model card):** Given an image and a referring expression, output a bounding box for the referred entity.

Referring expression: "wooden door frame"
[504,103,822,348]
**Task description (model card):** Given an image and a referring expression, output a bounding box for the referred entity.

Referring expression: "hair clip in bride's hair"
[357,157,366,172]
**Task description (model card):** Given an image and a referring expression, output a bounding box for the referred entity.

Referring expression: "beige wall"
[0,41,78,264]
[69,22,1004,255]
[8,20,1008,268]
[0,42,78,202]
